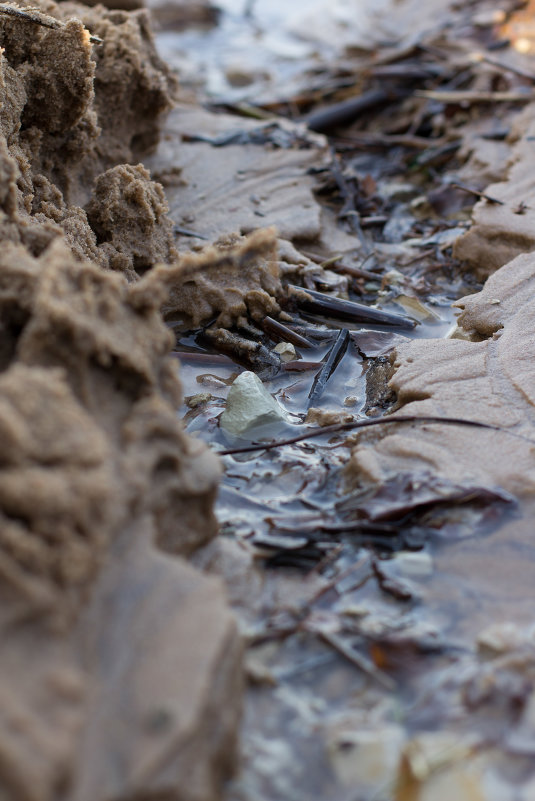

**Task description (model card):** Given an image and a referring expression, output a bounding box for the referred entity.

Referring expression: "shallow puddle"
[159,3,535,799]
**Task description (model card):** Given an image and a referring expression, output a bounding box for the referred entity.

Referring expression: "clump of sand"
[0,5,243,800]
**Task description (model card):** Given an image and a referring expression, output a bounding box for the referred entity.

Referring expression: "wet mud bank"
[3,0,535,800]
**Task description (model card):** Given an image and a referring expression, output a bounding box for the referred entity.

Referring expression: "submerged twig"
[327,152,370,253]
[450,182,504,205]
[335,132,443,150]
[288,285,416,329]
[262,315,313,348]
[330,262,383,280]
[283,360,322,372]
[307,328,350,408]
[219,414,535,455]
[477,53,535,83]
[319,631,395,690]
[305,88,401,133]
[173,225,209,240]
[171,350,236,366]
[0,4,102,43]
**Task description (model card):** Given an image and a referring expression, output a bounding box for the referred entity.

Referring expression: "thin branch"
[450,182,504,205]
[320,631,395,690]
[219,414,535,455]
[415,89,535,103]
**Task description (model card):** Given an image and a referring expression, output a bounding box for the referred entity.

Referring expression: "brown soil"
[0,3,245,798]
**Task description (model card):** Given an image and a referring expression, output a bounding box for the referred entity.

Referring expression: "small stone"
[477,622,525,656]
[391,551,434,578]
[344,395,358,407]
[220,371,287,436]
[489,298,501,305]
[273,341,297,362]
[328,725,404,788]
[185,392,212,408]
[224,63,255,87]
[383,268,405,286]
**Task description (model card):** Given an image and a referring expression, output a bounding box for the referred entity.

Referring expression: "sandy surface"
[0,3,244,798]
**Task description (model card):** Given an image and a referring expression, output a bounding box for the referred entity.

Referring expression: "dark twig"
[219,414,535,455]
[307,329,350,408]
[171,350,236,366]
[305,88,400,133]
[479,53,535,83]
[335,132,444,150]
[283,360,322,372]
[450,182,504,205]
[288,284,416,329]
[262,315,313,348]
[327,152,370,252]
[330,262,383,281]
[319,631,395,689]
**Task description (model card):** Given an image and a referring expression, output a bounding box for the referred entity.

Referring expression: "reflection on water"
[160,2,535,798]
[156,0,335,101]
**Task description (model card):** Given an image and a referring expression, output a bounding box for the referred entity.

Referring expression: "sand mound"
[0,4,243,799]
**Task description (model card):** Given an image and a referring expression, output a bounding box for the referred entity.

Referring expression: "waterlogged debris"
[307,328,351,408]
[201,327,281,378]
[305,87,393,133]
[185,392,213,408]
[220,415,522,456]
[262,315,313,348]
[184,120,316,149]
[372,559,416,602]
[252,533,310,551]
[288,284,417,329]
[305,408,355,426]
[339,474,515,525]
[0,3,103,42]
[320,630,396,689]
[220,371,287,436]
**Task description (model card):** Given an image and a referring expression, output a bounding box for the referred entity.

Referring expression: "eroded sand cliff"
[0,3,245,798]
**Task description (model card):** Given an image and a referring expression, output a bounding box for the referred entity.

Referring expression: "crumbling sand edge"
[0,4,245,799]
